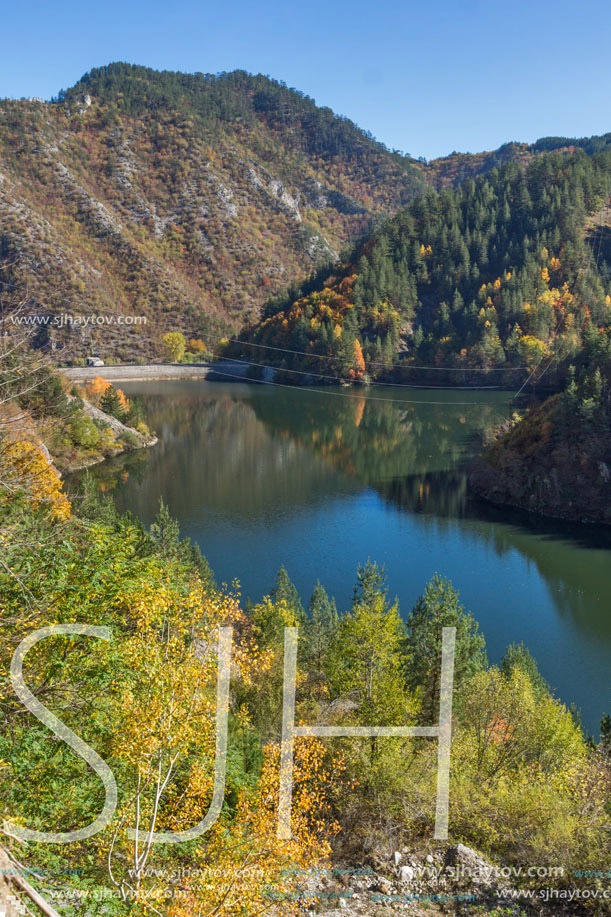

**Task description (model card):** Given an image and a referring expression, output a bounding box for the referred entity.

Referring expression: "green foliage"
[118,429,140,449]
[149,497,181,555]
[404,573,487,719]
[304,580,339,684]
[326,563,411,727]
[69,411,101,448]
[501,641,549,696]
[100,384,125,420]
[18,366,70,418]
[457,666,585,780]
[249,150,611,383]
[474,326,611,522]
[270,565,306,624]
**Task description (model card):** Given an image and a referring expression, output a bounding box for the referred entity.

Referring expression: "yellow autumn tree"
[519,335,548,371]
[162,332,186,363]
[98,572,341,914]
[0,439,71,521]
[167,739,343,917]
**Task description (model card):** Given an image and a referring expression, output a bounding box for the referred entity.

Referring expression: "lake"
[81,380,611,735]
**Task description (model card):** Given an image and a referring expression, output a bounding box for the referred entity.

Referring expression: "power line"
[222,354,513,390]
[222,337,528,372]
[209,365,512,407]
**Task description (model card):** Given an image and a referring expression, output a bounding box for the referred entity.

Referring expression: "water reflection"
[74,381,611,732]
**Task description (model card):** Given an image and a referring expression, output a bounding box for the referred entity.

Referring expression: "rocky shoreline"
[469,400,611,527]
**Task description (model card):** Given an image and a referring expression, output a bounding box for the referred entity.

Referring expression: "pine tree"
[404,574,487,720]
[270,565,306,624]
[305,581,339,684]
[327,564,411,733]
[501,642,548,696]
[149,498,181,558]
[100,384,125,420]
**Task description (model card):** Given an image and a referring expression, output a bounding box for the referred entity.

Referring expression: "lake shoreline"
[60,362,555,395]
[468,462,611,527]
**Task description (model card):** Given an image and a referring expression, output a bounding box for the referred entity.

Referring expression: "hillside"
[426,132,611,189]
[3,64,611,366]
[0,63,428,361]
[241,150,611,385]
[470,327,611,524]
[0,339,157,473]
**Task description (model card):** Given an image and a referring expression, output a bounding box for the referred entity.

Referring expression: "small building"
[87,356,105,367]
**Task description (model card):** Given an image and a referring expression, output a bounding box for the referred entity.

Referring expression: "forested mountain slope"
[0,63,427,360]
[1,63,610,365]
[470,327,611,523]
[243,151,611,385]
[426,132,611,189]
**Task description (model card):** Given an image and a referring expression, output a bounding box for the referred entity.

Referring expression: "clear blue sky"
[1,0,610,160]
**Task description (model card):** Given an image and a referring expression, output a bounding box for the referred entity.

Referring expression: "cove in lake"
[78,380,611,735]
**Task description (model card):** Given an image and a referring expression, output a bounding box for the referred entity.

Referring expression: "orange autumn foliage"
[188,338,207,354]
[85,375,111,405]
[353,339,366,377]
[115,388,130,414]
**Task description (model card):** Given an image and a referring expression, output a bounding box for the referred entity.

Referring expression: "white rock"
[399,865,414,884]
[394,851,402,866]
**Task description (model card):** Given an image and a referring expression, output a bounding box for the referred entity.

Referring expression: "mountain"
[1,62,610,365]
[0,63,427,361]
[241,150,611,386]
[426,133,611,189]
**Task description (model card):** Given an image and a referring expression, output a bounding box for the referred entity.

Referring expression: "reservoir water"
[82,380,611,735]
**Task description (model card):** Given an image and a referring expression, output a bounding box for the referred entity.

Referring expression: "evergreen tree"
[305,581,339,684]
[270,565,306,624]
[501,642,548,696]
[404,574,487,720]
[149,498,181,558]
[100,385,125,419]
[327,566,412,731]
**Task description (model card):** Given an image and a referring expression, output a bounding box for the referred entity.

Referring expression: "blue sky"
[1,0,610,160]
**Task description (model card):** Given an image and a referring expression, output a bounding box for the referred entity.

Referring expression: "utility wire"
[209,365,512,407]
[221,336,528,372]
[221,353,514,390]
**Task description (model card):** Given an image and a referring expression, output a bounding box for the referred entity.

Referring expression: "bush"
[119,430,141,449]
[69,413,101,449]
[135,420,151,437]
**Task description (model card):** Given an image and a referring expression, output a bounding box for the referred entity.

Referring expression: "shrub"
[119,430,141,449]
[69,413,101,448]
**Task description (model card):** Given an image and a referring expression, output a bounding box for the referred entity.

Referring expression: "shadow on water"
[69,380,611,731]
